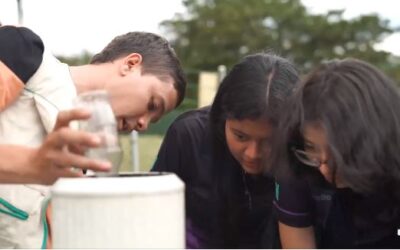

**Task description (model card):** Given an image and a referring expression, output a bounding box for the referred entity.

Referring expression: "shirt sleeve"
[0,25,44,110]
[274,177,313,227]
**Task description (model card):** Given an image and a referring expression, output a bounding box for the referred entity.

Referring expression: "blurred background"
[2,0,400,172]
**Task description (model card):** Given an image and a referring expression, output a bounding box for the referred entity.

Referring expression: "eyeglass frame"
[291,147,328,168]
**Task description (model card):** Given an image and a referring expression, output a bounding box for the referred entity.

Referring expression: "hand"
[29,108,112,184]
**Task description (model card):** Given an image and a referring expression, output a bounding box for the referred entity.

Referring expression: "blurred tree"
[161,0,400,82]
[56,51,93,66]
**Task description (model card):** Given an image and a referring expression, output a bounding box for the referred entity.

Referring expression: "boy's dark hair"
[91,31,186,107]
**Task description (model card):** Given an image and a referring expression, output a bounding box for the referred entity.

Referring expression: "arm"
[279,222,316,249]
[0,144,39,183]
[274,179,317,248]
[0,109,112,184]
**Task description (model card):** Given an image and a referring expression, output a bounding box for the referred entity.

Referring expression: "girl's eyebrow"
[303,139,315,145]
[231,128,248,136]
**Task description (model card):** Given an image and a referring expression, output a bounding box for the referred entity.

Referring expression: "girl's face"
[301,123,347,188]
[225,118,272,175]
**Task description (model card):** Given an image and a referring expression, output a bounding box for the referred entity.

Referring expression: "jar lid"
[51,172,184,197]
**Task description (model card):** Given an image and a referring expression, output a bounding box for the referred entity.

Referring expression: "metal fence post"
[130,131,140,172]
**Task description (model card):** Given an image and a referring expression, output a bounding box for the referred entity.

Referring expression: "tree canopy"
[161,0,400,82]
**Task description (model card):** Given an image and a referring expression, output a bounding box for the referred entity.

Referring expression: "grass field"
[119,134,164,172]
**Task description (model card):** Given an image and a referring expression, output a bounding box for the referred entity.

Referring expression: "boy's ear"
[126,53,142,69]
[120,53,142,76]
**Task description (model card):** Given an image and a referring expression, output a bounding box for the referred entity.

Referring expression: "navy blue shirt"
[152,107,278,248]
[274,173,400,248]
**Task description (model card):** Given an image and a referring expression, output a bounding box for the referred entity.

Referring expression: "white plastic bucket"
[51,172,185,248]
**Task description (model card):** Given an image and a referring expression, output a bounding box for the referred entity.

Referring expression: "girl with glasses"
[270,58,400,248]
[152,53,299,248]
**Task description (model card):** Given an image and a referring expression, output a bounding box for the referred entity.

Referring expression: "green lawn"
[119,134,164,172]
[116,108,193,173]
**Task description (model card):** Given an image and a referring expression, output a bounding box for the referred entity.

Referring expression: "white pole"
[218,64,227,83]
[130,131,140,172]
[17,0,23,25]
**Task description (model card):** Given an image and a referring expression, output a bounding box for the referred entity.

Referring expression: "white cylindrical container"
[51,172,185,248]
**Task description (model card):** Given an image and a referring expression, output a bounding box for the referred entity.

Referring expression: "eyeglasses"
[291,147,326,168]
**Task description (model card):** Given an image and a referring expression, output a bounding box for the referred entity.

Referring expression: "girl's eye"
[304,143,316,152]
[234,133,247,141]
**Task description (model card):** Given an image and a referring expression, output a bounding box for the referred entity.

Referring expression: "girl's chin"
[242,164,262,175]
[322,175,348,189]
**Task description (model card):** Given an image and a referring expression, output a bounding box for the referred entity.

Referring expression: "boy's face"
[105,55,178,132]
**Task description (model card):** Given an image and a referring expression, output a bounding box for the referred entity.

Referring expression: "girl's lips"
[243,161,259,169]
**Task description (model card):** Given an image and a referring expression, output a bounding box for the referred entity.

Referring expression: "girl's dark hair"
[270,58,400,195]
[209,52,299,145]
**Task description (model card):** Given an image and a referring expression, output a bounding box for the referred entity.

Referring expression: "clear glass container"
[74,90,122,176]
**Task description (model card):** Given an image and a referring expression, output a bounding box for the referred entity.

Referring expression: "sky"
[1,0,399,56]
